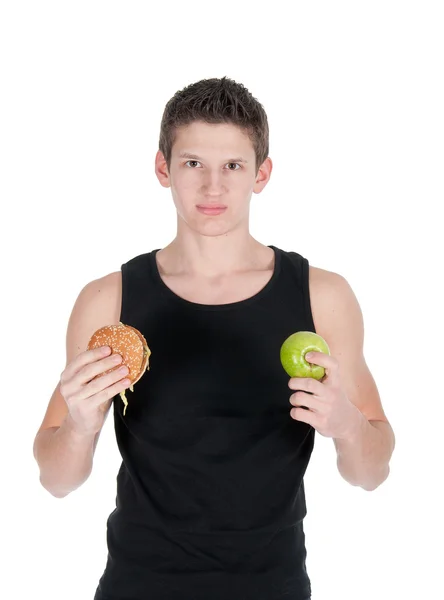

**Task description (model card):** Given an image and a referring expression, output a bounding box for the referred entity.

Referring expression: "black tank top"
[94,245,315,600]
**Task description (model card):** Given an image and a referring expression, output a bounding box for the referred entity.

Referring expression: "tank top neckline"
[147,245,282,312]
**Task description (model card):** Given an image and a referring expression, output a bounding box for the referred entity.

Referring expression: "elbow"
[339,462,391,491]
[49,489,70,499]
[38,470,88,499]
[361,482,380,492]
[39,475,71,499]
[361,465,391,492]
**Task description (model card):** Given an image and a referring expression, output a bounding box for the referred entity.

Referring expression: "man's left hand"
[288,351,361,440]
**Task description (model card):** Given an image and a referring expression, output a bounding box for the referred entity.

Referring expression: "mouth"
[196,205,227,216]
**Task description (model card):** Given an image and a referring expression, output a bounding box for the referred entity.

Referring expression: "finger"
[290,391,320,412]
[63,346,112,381]
[65,360,127,404]
[288,377,323,395]
[83,363,130,399]
[78,352,125,386]
[92,375,131,409]
[305,352,338,372]
[69,365,130,405]
[290,406,315,426]
[306,352,340,385]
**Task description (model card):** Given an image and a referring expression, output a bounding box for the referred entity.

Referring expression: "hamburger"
[87,322,151,415]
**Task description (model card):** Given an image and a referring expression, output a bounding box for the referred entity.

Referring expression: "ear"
[253,156,273,194]
[155,150,171,188]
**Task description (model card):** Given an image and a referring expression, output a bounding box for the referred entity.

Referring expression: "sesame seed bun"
[87,322,151,415]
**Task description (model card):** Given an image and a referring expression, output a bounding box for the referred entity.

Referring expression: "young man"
[33,77,395,600]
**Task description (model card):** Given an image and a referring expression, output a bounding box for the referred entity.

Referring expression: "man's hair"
[158,76,269,176]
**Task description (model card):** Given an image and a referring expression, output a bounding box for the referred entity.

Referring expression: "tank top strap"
[279,248,316,333]
[119,250,160,324]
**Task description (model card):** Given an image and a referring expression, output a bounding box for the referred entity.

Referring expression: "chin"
[195,224,232,237]
[187,217,234,237]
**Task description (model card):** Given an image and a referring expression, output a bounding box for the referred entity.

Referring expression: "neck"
[159,232,269,278]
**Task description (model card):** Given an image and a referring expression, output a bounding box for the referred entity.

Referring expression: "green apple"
[280,331,330,379]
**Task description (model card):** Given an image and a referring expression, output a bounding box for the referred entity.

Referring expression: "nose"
[202,171,226,195]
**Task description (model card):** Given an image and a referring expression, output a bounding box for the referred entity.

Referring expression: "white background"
[1,1,443,599]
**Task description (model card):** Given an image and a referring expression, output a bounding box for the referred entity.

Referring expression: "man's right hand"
[60,345,131,436]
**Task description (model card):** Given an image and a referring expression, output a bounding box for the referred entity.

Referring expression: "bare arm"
[309,267,395,490]
[335,417,395,491]
[33,413,96,498]
[33,271,122,498]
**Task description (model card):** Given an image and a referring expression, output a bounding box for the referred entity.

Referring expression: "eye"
[184,161,241,170]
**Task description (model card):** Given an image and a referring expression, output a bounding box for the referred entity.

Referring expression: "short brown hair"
[158,76,269,176]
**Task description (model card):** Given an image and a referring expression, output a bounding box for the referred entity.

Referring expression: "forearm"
[334,411,395,491]
[33,415,96,498]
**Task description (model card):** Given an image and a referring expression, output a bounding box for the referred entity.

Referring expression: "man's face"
[156,121,271,237]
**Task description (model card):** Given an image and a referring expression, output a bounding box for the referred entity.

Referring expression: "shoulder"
[68,270,123,350]
[66,271,123,354]
[307,265,361,337]
[79,270,122,301]
[308,263,348,291]
[73,271,122,320]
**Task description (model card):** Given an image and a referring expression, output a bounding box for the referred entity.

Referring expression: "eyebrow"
[178,152,248,164]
